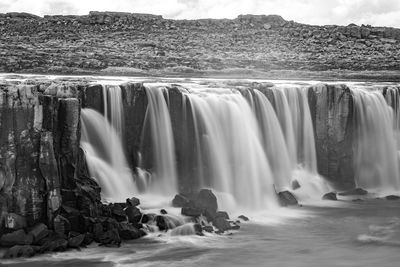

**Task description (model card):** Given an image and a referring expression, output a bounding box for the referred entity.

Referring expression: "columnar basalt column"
[308,84,355,189]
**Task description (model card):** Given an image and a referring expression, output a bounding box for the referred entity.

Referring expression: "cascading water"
[352,88,400,193]
[186,87,278,210]
[81,85,137,202]
[251,90,292,190]
[81,109,137,202]
[140,85,178,196]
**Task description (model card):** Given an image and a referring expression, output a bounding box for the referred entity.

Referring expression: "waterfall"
[251,90,292,191]
[81,85,137,202]
[353,88,400,193]
[81,109,137,202]
[186,87,278,210]
[140,85,178,196]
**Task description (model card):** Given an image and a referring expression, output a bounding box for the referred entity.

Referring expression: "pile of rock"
[173,189,242,233]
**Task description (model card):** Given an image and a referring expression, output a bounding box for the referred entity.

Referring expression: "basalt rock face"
[308,84,355,189]
[1,12,400,74]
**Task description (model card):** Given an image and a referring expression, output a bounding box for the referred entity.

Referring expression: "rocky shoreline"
[1,12,400,75]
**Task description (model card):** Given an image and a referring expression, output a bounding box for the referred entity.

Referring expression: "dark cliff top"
[1,11,400,79]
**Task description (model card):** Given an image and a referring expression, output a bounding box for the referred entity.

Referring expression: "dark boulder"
[38,235,68,252]
[196,189,218,214]
[3,245,36,258]
[0,229,33,247]
[28,223,49,244]
[53,215,71,238]
[322,192,337,201]
[118,222,146,240]
[155,215,168,231]
[238,215,249,221]
[172,194,190,208]
[181,207,202,217]
[111,203,127,222]
[193,223,203,236]
[278,191,298,206]
[68,233,85,248]
[125,206,142,226]
[338,188,368,196]
[160,209,168,215]
[98,228,121,247]
[215,211,229,220]
[291,180,301,190]
[126,197,140,207]
[212,217,232,232]
[202,226,214,233]
[385,195,400,200]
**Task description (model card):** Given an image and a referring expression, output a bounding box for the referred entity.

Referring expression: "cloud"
[1,0,400,27]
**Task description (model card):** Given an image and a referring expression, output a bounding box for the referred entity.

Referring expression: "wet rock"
[3,245,35,258]
[202,226,214,233]
[39,235,68,252]
[118,222,146,240]
[193,223,203,236]
[291,180,301,190]
[385,195,400,200]
[53,214,71,238]
[98,228,121,247]
[181,207,202,217]
[215,211,229,220]
[126,197,140,207]
[338,188,368,196]
[125,206,142,226]
[238,215,249,221]
[28,223,49,244]
[212,217,232,232]
[196,189,218,214]
[5,213,27,230]
[110,203,127,222]
[155,215,168,231]
[68,233,85,248]
[172,194,190,208]
[278,191,298,206]
[0,229,33,247]
[322,192,337,201]
[160,209,168,215]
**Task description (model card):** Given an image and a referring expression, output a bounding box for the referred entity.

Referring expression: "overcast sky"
[1,0,400,27]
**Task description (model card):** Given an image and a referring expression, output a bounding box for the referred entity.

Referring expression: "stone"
[278,191,298,206]
[111,203,127,222]
[196,189,218,213]
[212,217,231,232]
[238,215,249,221]
[0,229,33,247]
[291,180,301,190]
[118,222,146,240]
[126,197,140,207]
[3,245,35,258]
[193,223,203,236]
[155,215,170,231]
[54,215,71,237]
[160,209,168,215]
[28,223,49,244]
[202,226,214,233]
[181,207,202,217]
[338,188,368,196]
[322,192,337,201]
[39,236,68,252]
[98,228,121,247]
[125,206,142,225]
[172,194,190,208]
[68,234,85,248]
[5,213,27,230]
[215,211,230,220]
[385,195,400,200]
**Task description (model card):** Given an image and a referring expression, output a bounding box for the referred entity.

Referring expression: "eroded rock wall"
[308,84,355,189]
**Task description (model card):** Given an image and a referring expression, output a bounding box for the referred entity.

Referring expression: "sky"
[1,0,400,27]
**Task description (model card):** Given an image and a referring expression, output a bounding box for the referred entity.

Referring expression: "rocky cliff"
[1,12,400,76]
